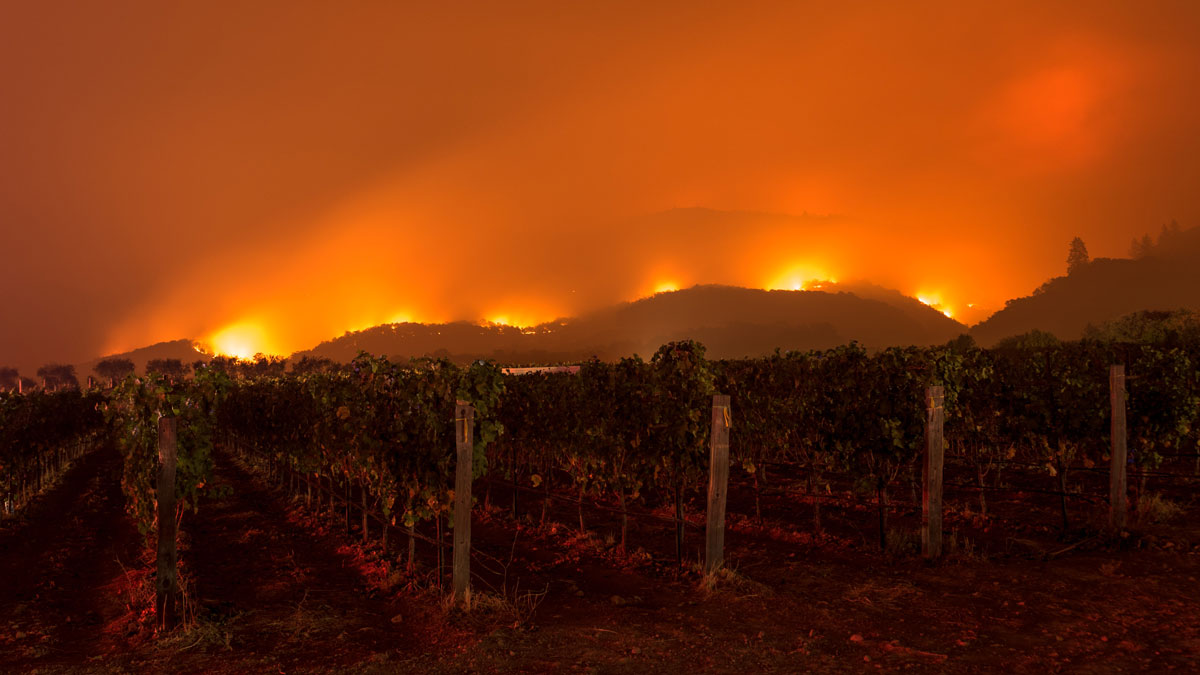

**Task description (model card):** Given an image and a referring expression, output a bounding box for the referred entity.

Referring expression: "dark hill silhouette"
[972,224,1200,346]
[293,284,965,365]
[292,322,548,365]
[826,280,960,328]
[76,339,209,382]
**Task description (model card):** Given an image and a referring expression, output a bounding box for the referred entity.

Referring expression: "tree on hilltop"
[239,354,287,379]
[95,358,135,386]
[36,363,79,390]
[1129,234,1154,259]
[146,358,188,383]
[0,366,18,391]
[1067,237,1090,275]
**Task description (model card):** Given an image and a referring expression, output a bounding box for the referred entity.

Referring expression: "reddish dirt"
[422,467,1200,673]
[172,447,475,673]
[3,446,1200,673]
[0,443,147,670]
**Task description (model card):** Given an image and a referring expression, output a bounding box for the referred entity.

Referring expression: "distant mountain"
[971,224,1200,346]
[49,217,1200,373]
[294,284,966,366]
[291,322,559,365]
[76,339,210,382]
[826,280,962,326]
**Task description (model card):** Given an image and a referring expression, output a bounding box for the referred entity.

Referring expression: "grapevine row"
[73,336,1200,586]
[0,389,107,517]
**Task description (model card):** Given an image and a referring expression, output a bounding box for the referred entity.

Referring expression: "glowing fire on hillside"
[205,321,278,360]
[917,293,955,319]
[764,263,838,293]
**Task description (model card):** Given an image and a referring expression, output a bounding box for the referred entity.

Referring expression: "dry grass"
[843,577,919,609]
[1135,492,1183,525]
[885,527,919,558]
[156,616,234,654]
[697,563,772,598]
[443,585,548,630]
[946,531,985,561]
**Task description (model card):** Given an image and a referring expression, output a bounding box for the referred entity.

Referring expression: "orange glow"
[351,309,433,333]
[388,312,415,325]
[482,305,561,329]
[1006,68,1098,152]
[916,292,955,319]
[973,37,1137,176]
[10,4,1183,375]
[206,321,279,359]
[765,264,835,292]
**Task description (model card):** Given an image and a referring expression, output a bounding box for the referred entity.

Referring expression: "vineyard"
[3,338,1200,671]
[1,389,107,517]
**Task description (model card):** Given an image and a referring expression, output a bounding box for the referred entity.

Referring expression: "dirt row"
[0,442,144,669]
[2,444,1199,672]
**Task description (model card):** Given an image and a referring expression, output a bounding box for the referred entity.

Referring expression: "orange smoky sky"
[2,2,1200,367]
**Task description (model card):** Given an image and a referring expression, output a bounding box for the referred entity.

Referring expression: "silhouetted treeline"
[94,358,135,385]
[146,358,189,381]
[200,354,288,379]
[973,223,1200,346]
[0,367,19,391]
[35,363,78,390]
[1130,220,1187,259]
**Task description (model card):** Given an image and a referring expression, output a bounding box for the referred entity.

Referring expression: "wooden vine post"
[705,395,732,574]
[156,417,179,630]
[452,401,474,601]
[1110,365,1127,531]
[921,385,945,559]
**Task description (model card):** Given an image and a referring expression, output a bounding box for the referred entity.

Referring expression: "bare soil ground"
[0,443,146,670]
[3,446,1199,673]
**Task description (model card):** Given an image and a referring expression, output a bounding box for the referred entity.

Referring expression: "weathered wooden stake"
[452,401,474,601]
[922,385,945,559]
[705,395,731,574]
[155,417,178,630]
[1110,365,1127,531]
[361,487,369,542]
[407,523,416,573]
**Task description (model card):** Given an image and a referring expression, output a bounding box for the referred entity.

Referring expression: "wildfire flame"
[916,293,954,319]
[206,321,278,359]
[765,264,836,292]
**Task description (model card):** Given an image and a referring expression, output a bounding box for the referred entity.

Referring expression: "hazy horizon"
[4,2,1200,371]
